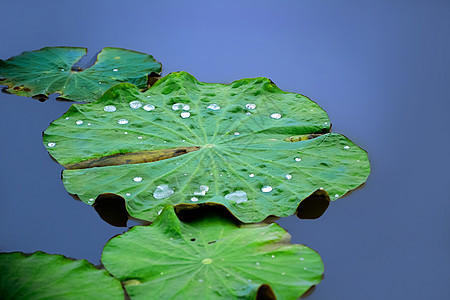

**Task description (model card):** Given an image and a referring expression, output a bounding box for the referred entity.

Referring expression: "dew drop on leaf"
[207,103,220,110]
[153,184,174,200]
[129,101,143,109]
[261,186,273,193]
[133,177,143,182]
[270,113,282,119]
[143,104,155,111]
[224,191,247,204]
[180,112,190,119]
[104,105,116,112]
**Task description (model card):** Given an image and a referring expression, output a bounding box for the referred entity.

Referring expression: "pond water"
[1,1,450,299]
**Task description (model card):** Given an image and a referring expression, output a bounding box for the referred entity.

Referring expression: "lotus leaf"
[101,206,323,299]
[0,47,161,102]
[43,72,370,222]
[0,251,124,300]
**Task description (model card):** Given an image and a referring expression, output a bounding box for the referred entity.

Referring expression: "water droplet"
[270,113,282,119]
[344,145,350,149]
[271,255,275,258]
[129,100,143,109]
[98,81,102,85]
[65,117,69,120]
[143,104,155,111]
[245,103,256,110]
[248,279,252,282]
[261,186,273,193]
[146,95,151,98]
[180,112,190,119]
[249,174,255,178]
[226,274,230,277]
[285,174,292,180]
[124,132,128,134]
[256,262,260,266]
[191,197,199,202]
[61,68,65,71]
[172,103,190,111]
[125,193,131,196]
[294,157,302,162]
[325,122,328,125]
[113,68,118,72]
[335,194,339,198]
[117,119,129,125]
[87,198,95,204]
[133,177,143,182]
[104,105,117,112]
[202,258,213,264]
[47,142,56,147]
[300,257,304,261]
[281,272,285,275]
[87,123,92,126]
[138,136,143,139]
[194,185,209,196]
[225,191,247,204]
[157,209,162,215]
[153,184,174,199]
[310,109,314,111]
[160,272,164,275]
[75,120,83,125]
[198,279,204,283]
[207,103,220,110]
[304,267,308,270]
[169,237,173,240]
[234,132,241,136]
[246,112,251,115]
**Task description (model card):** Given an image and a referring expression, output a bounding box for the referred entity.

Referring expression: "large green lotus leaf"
[43,72,370,223]
[0,47,161,102]
[102,206,323,300]
[0,251,124,300]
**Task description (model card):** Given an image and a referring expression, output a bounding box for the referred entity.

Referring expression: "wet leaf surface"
[0,47,161,102]
[0,251,124,300]
[101,206,323,300]
[44,72,370,223]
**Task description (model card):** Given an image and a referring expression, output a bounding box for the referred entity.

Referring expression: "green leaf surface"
[0,47,161,102]
[102,206,323,300]
[0,251,124,300]
[43,72,370,223]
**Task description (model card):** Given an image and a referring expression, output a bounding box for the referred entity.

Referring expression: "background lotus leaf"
[0,251,124,300]
[0,47,161,102]
[43,72,370,222]
[101,206,323,300]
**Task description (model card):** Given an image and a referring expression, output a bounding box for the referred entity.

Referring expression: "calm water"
[1,1,449,299]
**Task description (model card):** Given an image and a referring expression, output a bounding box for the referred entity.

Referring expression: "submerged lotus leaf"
[43,71,370,223]
[0,47,161,102]
[0,251,124,300]
[101,206,323,299]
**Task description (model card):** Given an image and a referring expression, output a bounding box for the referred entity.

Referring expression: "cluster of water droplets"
[172,103,191,119]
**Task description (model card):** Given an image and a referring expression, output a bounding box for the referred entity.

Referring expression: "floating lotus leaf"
[0,251,124,300]
[0,47,161,102]
[43,72,370,223]
[102,206,323,300]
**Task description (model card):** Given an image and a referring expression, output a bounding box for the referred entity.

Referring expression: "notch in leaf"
[44,71,370,223]
[0,47,161,102]
[101,205,324,300]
